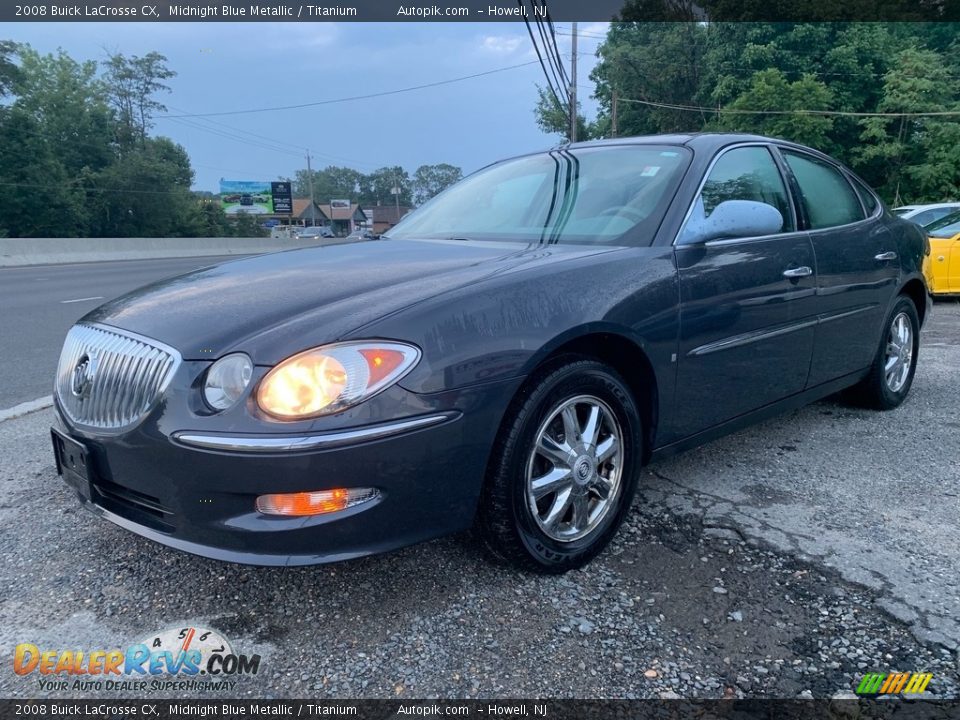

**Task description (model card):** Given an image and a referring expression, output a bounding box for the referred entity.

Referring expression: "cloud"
[479,34,524,55]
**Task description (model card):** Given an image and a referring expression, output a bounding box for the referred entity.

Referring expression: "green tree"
[186,199,231,237]
[589,20,708,137]
[0,107,87,237]
[0,40,20,97]
[411,163,463,205]
[87,137,197,237]
[231,211,265,237]
[533,86,593,141]
[554,20,960,204]
[293,165,363,203]
[13,47,114,182]
[716,69,834,150]
[359,166,412,207]
[103,51,175,147]
[856,47,960,204]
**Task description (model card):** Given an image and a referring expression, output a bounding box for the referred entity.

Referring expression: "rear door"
[778,149,899,386]
[672,144,818,436]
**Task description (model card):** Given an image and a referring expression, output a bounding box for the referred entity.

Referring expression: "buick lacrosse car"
[52,134,930,572]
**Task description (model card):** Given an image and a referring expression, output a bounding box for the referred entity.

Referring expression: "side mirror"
[680,200,784,245]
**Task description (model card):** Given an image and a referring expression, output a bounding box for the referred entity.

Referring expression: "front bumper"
[52,377,521,566]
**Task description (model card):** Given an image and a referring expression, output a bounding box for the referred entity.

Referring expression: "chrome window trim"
[673,142,799,247]
[173,412,458,453]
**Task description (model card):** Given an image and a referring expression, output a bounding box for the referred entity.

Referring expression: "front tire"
[478,357,643,573]
[850,295,920,410]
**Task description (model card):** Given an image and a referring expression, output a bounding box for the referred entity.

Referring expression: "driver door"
[671,145,818,436]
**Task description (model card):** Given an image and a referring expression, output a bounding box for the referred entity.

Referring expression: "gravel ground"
[0,301,957,700]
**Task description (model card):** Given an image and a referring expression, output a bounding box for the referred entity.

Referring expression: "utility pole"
[611,89,619,138]
[569,21,578,143]
[306,150,317,227]
[391,171,401,220]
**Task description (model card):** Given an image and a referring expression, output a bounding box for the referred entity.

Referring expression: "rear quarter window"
[783,151,865,229]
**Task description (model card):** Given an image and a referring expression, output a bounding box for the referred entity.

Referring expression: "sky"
[6,22,608,193]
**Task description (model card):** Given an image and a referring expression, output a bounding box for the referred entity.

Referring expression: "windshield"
[386,145,691,245]
[925,211,960,238]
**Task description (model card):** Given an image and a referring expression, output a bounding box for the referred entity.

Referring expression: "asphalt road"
[0,256,243,410]
[0,284,957,699]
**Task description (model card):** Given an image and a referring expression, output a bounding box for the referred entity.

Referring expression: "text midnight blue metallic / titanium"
[5,0,957,22]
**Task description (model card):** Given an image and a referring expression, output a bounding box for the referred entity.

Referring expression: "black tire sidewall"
[504,360,642,570]
[875,297,920,408]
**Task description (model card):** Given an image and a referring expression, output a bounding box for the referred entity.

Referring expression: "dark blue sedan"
[51,134,930,572]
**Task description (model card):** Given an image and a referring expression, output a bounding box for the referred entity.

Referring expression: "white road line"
[60,296,104,304]
[0,395,53,423]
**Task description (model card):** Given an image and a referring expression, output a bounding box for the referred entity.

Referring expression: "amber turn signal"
[255,487,379,516]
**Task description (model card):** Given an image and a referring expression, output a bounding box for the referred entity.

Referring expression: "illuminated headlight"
[203,353,253,410]
[256,341,420,420]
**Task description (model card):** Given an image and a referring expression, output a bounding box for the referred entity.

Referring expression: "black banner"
[271,181,293,215]
[3,0,958,22]
[2,700,960,720]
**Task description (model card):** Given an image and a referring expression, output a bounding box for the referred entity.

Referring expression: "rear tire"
[849,295,920,410]
[478,357,642,573]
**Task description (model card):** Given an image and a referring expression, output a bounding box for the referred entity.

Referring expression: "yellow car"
[923,211,960,295]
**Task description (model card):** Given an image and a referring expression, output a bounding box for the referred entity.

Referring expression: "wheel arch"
[899,275,929,327]
[510,324,660,465]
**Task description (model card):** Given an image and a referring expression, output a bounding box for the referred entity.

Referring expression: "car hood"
[83,239,618,364]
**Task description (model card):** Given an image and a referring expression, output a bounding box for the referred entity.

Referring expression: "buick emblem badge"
[71,353,97,398]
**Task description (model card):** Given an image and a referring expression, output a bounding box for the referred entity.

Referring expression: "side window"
[783,151,864,229]
[849,176,879,216]
[680,146,795,243]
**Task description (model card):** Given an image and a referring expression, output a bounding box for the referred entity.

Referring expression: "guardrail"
[0,236,360,267]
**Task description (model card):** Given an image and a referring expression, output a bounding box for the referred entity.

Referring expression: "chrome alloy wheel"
[884,311,914,393]
[525,394,624,543]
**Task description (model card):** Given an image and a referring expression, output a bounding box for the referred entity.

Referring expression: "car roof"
[567,132,814,154]
[481,132,851,178]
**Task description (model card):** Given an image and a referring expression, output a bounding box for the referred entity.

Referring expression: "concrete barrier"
[0,236,361,267]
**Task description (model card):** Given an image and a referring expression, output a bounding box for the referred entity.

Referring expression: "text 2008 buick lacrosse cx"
[52,134,930,572]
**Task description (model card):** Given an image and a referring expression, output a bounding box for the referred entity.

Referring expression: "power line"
[0,179,200,196]
[532,2,569,96]
[616,96,960,117]
[535,16,568,100]
[158,60,542,119]
[520,2,567,111]
[545,14,572,88]
[163,116,304,158]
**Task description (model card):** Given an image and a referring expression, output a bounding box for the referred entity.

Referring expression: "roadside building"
[370,205,413,235]
[316,203,368,237]
[291,199,330,228]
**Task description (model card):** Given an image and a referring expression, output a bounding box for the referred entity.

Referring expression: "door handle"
[875,251,897,261]
[783,266,813,279]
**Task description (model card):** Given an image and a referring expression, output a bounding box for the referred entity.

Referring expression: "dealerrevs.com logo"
[13,626,261,693]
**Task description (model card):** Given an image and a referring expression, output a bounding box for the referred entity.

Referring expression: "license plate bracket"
[51,428,93,502]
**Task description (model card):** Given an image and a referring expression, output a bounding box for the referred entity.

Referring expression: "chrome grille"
[55,323,181,432]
